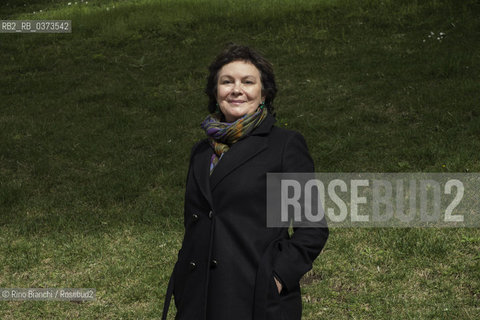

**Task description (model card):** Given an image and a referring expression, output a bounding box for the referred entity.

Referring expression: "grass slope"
[1,0,479,318]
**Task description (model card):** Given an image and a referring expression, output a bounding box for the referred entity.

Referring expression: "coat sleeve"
[272,131,329,292]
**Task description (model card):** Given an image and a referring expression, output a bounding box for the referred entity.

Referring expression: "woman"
[162,44,328,320]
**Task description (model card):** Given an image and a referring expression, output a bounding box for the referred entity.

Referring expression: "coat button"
[210,259,218,268]
[208,210,213,219]
[192,213,199,221]
[189,261,196,271]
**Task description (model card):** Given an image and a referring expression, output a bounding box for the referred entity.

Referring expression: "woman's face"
[216,60,264,123]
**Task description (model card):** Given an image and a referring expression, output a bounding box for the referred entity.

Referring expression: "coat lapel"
[192,141,214,208]
[209,114,276,191]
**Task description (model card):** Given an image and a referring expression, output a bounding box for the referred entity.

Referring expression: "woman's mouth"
[228,100,246,106]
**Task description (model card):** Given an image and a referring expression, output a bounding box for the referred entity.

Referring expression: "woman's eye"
[221,80,231,84]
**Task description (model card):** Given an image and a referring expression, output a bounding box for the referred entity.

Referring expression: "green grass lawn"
[1,0,479,318]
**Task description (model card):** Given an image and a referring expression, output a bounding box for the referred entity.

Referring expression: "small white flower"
[33,11,36,14]
[440,32,445,36]
[106,7,109,11]
[430,31,434,35]
[423,39,426,42]
[68,2,71,5]
[39,9,42,12]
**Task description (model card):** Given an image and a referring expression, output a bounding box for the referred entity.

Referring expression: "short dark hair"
[205,44,277,116]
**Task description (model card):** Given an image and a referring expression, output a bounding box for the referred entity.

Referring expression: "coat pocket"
[173,259,188,309]
[266,273,282,320]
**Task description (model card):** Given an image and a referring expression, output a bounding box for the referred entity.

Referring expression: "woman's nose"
[232,82,242,94]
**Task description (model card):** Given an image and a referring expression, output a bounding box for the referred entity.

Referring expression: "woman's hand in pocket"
[274,276,283,294]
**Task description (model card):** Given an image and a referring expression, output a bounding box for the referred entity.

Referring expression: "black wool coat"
[162,114,329,320]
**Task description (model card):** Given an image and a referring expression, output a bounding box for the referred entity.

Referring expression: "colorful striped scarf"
[201,106,268,174]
